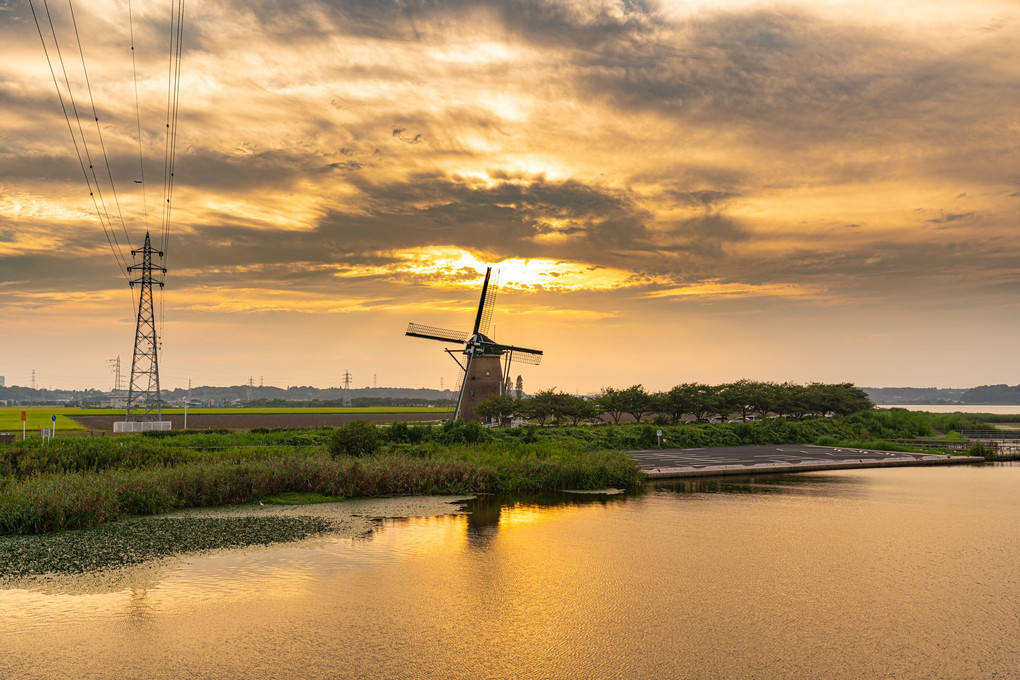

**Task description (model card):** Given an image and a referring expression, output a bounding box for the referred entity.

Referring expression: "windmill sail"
[471,267,493,335]
[478,269,498,336]
[405,323,467,344]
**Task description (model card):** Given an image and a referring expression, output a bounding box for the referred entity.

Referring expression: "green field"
[0,410,86,433]
[0,406,453,435]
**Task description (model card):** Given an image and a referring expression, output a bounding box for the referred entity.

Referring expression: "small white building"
[102,395,129,409]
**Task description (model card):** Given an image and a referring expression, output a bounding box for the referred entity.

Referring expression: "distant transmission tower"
[108,356,123,391]
[440,377,444,391]
[342,370,352,407]
[125,233,166,421]
[31,369,36,390]
[373,374,377,389]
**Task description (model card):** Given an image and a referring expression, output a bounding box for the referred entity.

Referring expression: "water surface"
[877,403,1020,415]
[2,466,1018,679]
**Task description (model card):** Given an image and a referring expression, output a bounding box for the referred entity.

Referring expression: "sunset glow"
[1,0,1017,391]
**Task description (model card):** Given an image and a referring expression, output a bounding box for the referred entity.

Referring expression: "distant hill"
[958,384,1020,404]
[862,384,1020,405]
[861,387,969,404]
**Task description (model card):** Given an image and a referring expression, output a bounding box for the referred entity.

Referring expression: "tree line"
[477,381,873,426]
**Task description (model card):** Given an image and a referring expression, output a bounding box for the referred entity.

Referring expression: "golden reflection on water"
[1,466,1018,679]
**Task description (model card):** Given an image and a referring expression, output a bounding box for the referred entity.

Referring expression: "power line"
[128,0,149,232]
[66,0,134,252]
[29,0,131,281]
[159,0,186,346]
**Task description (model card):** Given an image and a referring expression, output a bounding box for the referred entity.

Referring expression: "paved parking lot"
[631,444,952,476]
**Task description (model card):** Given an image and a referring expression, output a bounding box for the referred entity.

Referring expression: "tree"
[525,389,558,426]
[718,379,755,420]
[688,383,716,421]
[620,384,656,423]
[558,393,595,426]
[748,381,778,419]
[597,387,627,424]
[803,382,873,417]
[476,393,518,426]
[658,383,698,424]
[776,382,810,419]
[834,383,873,415]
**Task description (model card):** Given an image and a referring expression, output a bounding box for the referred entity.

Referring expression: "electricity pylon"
[107,356,123,391]
[342,370,352,407]
[125,232,166,420]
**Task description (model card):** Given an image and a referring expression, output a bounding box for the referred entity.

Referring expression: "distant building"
[0,375,5,387]
[102,395,128,409]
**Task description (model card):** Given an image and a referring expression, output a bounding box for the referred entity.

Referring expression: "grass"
[0,412,86,432]
[262,491,344,505]
[0,438,642,535]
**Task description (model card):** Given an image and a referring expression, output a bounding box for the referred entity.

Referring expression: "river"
[2,465,1018,679]
[877,404,1020,414]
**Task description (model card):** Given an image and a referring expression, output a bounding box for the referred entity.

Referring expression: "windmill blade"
[492,342,543,365]
[509,351,543,366]
[478,269,499,337]
[406,322,468,344]
[471,267,492,335]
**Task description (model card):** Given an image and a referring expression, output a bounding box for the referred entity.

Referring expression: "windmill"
[406,267,543,421]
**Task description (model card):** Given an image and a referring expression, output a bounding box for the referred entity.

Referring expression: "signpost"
[656,429,662,447]
[51,414,57,439]
[21,410,26,441]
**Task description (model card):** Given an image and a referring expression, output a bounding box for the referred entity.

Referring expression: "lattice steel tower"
[342,370,353,407]
[125,232,166,420]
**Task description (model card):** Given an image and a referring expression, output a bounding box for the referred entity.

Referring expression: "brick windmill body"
[406,267,543,421]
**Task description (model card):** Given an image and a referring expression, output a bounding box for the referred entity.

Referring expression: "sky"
[1,0,1018,393]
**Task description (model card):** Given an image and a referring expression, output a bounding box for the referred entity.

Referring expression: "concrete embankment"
[631,444,986,480]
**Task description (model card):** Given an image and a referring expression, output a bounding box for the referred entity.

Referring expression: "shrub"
[327,420,382,458]
[388,421,410,444]
[638,425,658,449]
[437,419,490,444]
[407,423,433,444]
[966,442,996,461]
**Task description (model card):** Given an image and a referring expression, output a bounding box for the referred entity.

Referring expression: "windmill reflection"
[459,491,630,547]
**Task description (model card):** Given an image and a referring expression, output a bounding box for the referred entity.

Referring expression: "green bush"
[327,420,382,458]
[638,425,658,448]
[437,419,490,444]
[966,442,997,461]
[407,423,434,444]
[387,421,410,443]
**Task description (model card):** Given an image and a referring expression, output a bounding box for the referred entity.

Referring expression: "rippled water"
[3,465,1018,679]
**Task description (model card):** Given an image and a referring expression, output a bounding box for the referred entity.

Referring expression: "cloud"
[3,0,1020,391]
[926,212,976,224]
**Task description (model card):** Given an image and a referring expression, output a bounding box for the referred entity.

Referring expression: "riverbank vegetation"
[0,432,640,535]
[0,404,1006,536]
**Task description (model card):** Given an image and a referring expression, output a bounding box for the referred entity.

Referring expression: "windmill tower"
[405,267,543,421]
